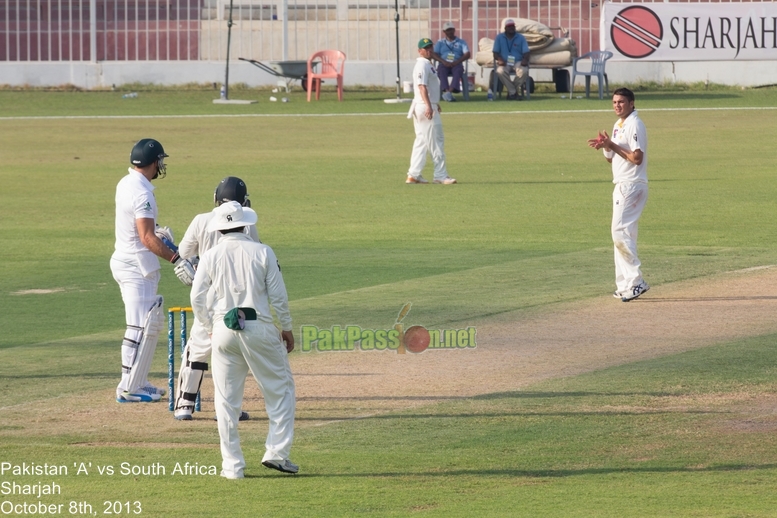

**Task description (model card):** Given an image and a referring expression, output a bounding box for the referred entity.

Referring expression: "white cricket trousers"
[110,255,160,328]
[184,319,211,362]
[408,104,448,181]
[110,254,161,391]
[183,287,216,364]
[211,320,296,478]
[612,181,648,293]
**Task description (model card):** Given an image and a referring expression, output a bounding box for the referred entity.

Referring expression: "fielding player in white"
[406,37,457,185]
[191,201,297,478]
[588,87,650,302]
[172,176,260,421]
[110,138,197,402]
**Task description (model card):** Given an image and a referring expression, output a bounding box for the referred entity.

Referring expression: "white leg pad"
[118,325,144,392]
[175,341,207,410]
[126,296,165,393]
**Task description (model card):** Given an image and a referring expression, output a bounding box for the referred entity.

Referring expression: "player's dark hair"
[613,87,635,102]
[219,227,246,235]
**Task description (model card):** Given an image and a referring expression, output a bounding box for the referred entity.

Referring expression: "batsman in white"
[110,138,197,403]
[172,176,260,421]
[191,201,297,478]
[405,37,457,185]
[588,87,650,302]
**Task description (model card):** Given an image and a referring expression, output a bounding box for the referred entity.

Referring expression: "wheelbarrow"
[239,58,318,93]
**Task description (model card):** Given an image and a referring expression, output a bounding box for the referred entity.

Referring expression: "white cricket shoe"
[141,382,166,397]
[174,407,193,421]
[433,176,457,185]
[117,386,162,403]
[262,459,299,474]
[406,175,429,184]
[621,282,650,302]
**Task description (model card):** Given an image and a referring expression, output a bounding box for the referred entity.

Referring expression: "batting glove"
[171,252,196,286]
[155,225,175,245]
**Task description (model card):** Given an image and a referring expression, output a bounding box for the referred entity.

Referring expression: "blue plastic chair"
[570,51,613,99]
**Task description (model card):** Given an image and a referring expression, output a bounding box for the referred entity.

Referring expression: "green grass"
[2,334,776,516]
[2,91,776,344]
[1,84,776,117]
[1,89,777,516]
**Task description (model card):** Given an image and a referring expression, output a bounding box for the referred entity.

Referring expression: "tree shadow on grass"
[474,390,684,399]
[279,389,722,421]
[296,373,384,377]
[247,462,777,479]
[630,296,777,303]
[0,369,172,380]
[637,93,742,101]
[0,372,116,380]
[288,390,698,401]
[256,404,723,422]
[290,408,721,421]
[462,178,713,185]
[464,179,611,185]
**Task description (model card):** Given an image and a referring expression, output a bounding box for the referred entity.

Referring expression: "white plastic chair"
[570,51,613,99]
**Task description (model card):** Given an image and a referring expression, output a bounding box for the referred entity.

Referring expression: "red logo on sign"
[611,6,663,59]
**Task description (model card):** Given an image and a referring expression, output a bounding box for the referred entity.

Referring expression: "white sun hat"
[207,200,258,232]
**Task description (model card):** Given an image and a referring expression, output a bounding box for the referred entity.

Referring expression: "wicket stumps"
[167,307,201,412]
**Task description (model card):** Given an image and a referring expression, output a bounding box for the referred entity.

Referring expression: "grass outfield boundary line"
[1,106,776,121]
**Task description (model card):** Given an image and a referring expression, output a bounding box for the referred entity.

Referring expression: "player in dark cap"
[172,177,260,420]
[111,138,196,404]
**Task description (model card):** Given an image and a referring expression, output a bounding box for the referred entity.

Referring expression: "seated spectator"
[432,22,471,102]
[492,19,530,100]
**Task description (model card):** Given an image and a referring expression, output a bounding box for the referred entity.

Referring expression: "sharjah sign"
[601,1,777,60]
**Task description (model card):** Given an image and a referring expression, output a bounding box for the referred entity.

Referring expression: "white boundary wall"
[0,60,418,89]
[2,58,777,89]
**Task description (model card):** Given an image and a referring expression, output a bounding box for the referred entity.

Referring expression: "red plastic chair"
[307,50,346,102]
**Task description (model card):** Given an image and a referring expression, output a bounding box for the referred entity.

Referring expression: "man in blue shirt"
[492,19,530,100]
[432,22,471,102]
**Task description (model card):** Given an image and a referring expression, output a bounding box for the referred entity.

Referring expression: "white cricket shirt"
[113,167,160,274]
[178,209,261,260]
[190,233,292,333]
[611,110,648,184]
[412,57,441,104]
